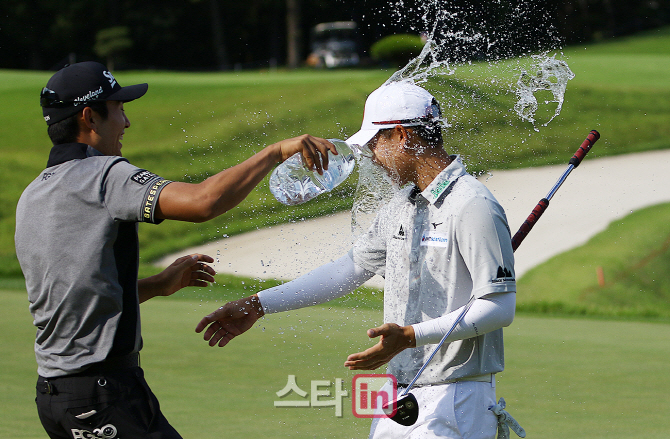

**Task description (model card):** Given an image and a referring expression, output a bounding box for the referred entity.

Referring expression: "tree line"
[0,0,667,71]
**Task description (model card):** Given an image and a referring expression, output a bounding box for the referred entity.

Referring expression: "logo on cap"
[103,70,117,88]
[74,86,104,105]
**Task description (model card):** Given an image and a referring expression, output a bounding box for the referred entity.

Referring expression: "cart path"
[157,149,670,289]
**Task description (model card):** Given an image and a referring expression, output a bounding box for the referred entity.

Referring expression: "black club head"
[384,392,419,426]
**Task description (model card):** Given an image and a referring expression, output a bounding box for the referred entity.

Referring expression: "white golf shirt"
[349,156,516,385]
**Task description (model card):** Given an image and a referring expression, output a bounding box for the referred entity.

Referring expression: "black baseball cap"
[41,61,148,126]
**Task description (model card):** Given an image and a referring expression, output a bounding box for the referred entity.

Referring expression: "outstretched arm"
[196,254,374,346]
[156,135,336,223]
[344,292,516,370]
[257,254,374,313]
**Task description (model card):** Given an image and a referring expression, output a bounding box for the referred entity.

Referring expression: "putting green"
[4,290,667,438]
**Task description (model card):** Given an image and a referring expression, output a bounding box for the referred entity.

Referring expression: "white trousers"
[368,379,498,439]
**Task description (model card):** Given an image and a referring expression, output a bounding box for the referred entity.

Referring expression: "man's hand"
[139,254,215,303]
[195,294,265,347]
[272,134,337,175]
[344,323,416,370]
[163,254,216,295]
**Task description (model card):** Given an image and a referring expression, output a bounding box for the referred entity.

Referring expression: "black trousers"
[36,367,182,439]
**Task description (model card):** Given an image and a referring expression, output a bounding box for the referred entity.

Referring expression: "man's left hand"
[344,323,416,370]
[163,254,216,295]
[139,254,215,303]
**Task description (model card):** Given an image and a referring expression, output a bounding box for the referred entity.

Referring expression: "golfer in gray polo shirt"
[15,61,335,439]
[197,80,518,439]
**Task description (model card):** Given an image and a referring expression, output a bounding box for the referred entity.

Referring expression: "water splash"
[514,53,575,130]
[349,0,572,237]
[386,23,456,86]
[350,156,396,237]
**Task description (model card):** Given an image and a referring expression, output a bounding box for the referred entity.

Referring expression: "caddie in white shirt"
[197,80,518,439]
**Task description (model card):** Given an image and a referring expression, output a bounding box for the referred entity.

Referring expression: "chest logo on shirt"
[392,225,406,240]
[420,230,450,247]
[131,170,157,185]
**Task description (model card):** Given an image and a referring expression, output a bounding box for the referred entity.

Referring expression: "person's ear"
[80,107,96,131]
[396,125,411,150]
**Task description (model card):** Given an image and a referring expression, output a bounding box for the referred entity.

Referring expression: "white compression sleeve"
[412,292,516,347]
[256,254,375,314]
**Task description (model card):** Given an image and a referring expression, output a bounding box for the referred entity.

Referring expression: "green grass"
[500,315,670,438]
[2,289,668,438]
[518,202,670,319]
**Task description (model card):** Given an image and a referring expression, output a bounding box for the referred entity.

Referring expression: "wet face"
[92,101,130,156]
[367,127,412,186]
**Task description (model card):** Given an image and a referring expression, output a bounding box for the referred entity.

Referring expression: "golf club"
[385,130,601,427]
[511,129,600,251]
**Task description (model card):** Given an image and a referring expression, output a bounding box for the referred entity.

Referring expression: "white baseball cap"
[346,79,442,147]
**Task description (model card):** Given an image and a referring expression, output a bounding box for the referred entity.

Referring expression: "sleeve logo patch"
[143,179,170,221]
[492,266,515,283]
[131,170,157,185]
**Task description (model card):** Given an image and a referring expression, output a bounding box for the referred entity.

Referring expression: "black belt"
[37,352,140,395]
[85,352,140,373]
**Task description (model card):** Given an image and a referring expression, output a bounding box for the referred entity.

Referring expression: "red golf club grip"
[511,198,549,251]
[569,130,600,168]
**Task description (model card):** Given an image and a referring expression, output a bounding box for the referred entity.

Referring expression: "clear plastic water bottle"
[269,139,370,205]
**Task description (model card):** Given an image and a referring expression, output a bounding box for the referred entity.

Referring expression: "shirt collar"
[47,143,103,168]
[419,155,467,205]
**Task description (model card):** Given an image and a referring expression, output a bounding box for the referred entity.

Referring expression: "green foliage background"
[2,27,669,282]
[370,34,425,67]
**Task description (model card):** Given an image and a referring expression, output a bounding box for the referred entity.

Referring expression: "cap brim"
[107,83,148,102]
[345,128,379,147]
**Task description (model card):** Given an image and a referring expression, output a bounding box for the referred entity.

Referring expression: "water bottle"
[269,139,370,205]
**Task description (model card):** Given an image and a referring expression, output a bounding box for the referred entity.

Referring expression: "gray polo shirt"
[15,143,171,377]
[350,156,516,385]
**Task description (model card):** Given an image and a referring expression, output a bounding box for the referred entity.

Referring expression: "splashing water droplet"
[514,53,574,130]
